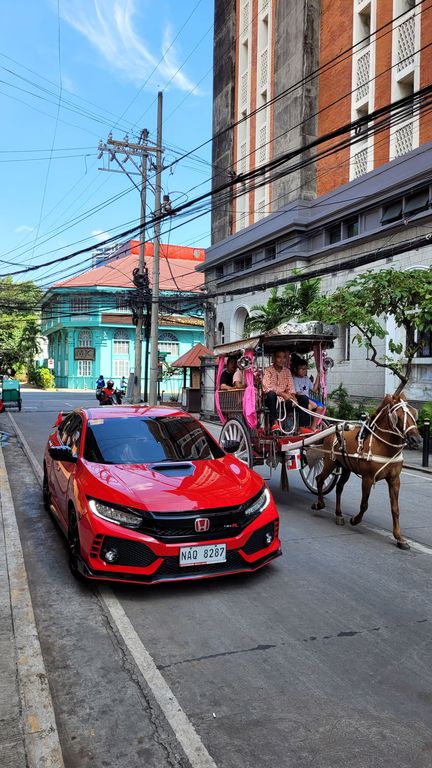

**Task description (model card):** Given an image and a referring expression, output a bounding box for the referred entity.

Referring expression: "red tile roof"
[54,240,205,292]
[172,343,213,368]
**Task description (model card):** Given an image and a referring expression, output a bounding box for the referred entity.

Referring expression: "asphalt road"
[2,390,432,768]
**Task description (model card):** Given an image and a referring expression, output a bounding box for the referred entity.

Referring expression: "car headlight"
[88,498,143,529]
[244,487,271,518]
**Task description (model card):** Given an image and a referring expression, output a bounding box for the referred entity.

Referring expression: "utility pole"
[149,92,163,406]
[98,129,158,402]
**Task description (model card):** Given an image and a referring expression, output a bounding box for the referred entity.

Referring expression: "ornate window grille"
[241,1,250,35]
[78,329,92,348]
[394,121,414,157]
[353,147,368,178]
[397,16,415,73]
[260,48,268,91]
[240,71,248,111]
[355,49,370,102]
[257,124,267,164]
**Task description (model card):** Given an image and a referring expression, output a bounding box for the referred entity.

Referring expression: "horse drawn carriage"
[214,322,340,494]
[214,322,421,549]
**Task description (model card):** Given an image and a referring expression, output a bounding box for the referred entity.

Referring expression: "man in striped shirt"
[262,350,311,433]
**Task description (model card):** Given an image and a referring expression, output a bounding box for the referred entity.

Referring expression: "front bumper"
[78,508,282,584]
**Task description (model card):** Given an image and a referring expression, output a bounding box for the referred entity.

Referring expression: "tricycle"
[1,377,22,411]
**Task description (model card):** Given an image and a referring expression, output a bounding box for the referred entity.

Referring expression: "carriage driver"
[262,349,312,434]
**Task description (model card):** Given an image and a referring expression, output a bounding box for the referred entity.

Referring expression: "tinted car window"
[83,416,225,465]
[60,413,83,455]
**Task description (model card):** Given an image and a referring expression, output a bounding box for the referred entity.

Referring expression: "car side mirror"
[223,439,240,454]
[48,445,77,463]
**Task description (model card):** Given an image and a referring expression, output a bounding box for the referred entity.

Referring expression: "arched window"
[217,322,225,344]
[78,330,92,348]
[113,330,129,355]
[159,332,179,357]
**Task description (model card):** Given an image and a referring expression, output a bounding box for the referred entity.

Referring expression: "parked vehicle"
[0,378,22,411]
[43,406,281,584]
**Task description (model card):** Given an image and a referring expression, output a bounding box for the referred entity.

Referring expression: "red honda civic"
[43,406,281,584]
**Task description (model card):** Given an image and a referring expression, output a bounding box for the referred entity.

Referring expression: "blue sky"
[0,0,214,288]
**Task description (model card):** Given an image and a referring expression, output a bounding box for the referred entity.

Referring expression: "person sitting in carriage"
[262,349,312,434]
[291,356,325,431]
[219,355,245,391]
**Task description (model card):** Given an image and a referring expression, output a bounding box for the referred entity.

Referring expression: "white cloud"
[15,225,34,234]
[91,230,110,242]
[59,0,197,92]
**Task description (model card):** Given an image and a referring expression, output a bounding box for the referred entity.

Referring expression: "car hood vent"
[149,462,195,477]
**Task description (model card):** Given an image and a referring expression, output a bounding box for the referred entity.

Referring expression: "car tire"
[68,509,85,582]
[42,467,51,513]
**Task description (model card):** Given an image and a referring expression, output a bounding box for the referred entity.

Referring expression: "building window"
[416,329,431,357]
[233,255,252,273]
[159,332,179,357]
[327,224,342,245]
[344,217,359,238]
[78,330,92,348]
[404,188,429,216]
[71,296,90,316]
[341,324,351,361]
[217,322,225,344]
[113,330,129,355]
[216,265,224,280]
[77,360,92,377]
[115,295,131,313]
[381,199,403,224]
[113,359,130,378]
[264,245,276,261]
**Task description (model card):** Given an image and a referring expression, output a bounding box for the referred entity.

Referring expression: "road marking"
[402,469,432,481]
[64,402,74,407]
[355,521,432,555]
[0,448,65,768]
[8,410,219,768]
[100,589,218,768]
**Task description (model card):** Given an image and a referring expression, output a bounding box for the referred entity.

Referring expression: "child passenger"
[291,358,325,431]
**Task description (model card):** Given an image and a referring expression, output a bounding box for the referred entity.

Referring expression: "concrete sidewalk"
[403,446,432,474]
[0,415,64,768]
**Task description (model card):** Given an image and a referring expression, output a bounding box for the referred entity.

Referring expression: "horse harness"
[330,401,416,483]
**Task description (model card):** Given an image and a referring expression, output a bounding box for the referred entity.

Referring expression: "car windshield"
[83,415,224,464]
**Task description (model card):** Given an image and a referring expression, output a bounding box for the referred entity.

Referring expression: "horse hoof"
[397,541,410,551]
[335,517,345,526]
[349,517,357,526]
[311,502,325,511]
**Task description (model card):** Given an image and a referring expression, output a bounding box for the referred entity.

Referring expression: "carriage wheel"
[220,418,253,468]
[299,450,340,495]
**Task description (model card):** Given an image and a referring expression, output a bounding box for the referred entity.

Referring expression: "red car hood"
[79,456,264,512]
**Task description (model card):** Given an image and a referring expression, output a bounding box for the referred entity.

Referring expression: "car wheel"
[68,509,85,581]
[42,467,51,512]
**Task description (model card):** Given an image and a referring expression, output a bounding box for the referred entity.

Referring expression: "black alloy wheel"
[68,509,85,581]
[42,468,51,512]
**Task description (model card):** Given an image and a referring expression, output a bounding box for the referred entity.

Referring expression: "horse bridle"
[369,401,418,445]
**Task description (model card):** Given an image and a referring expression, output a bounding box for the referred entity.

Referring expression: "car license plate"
[179,543,227,567]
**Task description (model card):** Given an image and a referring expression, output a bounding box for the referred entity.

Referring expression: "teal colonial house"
[40,240,205,394]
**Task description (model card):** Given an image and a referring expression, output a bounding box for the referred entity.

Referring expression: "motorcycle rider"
[99,379,122,405]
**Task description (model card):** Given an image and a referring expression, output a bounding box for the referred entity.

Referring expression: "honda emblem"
[194,517,210,533]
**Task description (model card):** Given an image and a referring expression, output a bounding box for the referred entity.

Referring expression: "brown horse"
[311,394,422,549]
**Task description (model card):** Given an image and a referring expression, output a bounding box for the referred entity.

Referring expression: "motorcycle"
[95,387,123,406]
